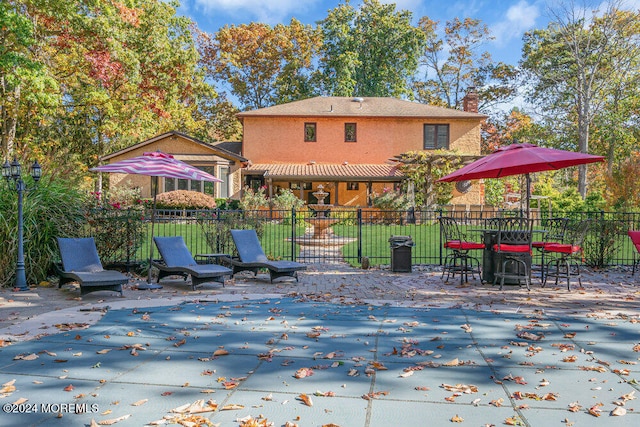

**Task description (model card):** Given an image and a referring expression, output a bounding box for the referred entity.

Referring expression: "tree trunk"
[577,92,590,198]
[1,79,20,156]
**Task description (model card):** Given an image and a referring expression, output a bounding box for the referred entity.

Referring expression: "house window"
[218,166,230,198]
[163,165,219,196]
[345,123,357,142]
[304,123,316,142]
[201,166,217,196]
[347,182,359,190]
[423,124,449,149]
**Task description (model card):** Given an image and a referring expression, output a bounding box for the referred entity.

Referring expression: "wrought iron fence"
[81,207,640,270]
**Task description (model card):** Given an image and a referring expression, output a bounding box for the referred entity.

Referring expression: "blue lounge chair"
[222,229,306,283]
[152,236,232,290]
[55,237,127,297]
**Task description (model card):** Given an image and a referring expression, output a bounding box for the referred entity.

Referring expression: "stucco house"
[99,131,246,200]
[100,91,486,207]
[237,92,486,206]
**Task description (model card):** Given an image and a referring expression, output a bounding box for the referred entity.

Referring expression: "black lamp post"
[2,157,41,292]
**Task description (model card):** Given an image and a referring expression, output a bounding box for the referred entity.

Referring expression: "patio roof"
[243,163,404,181]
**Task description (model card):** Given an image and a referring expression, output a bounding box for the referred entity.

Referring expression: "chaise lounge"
[152,236,232,290]
[55,237,128,297]
[222,229,306,283]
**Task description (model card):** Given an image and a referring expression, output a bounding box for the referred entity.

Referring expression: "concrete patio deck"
[1,263,638,426]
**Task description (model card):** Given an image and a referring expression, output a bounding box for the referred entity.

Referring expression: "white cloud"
[491,0,541,47]
[193,0,322,24]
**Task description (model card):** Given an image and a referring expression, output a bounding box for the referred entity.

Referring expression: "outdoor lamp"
[30,160,42,182]
[2,156,42,291]
[2,159,10,181]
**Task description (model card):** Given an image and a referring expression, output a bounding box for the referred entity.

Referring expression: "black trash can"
[389,235,414,272]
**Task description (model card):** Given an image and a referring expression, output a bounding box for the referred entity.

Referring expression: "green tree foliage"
[413,16,518,111]
[395,150,469,208]
[316,0,425,98]
[0,0,59,156]
[520,0,640,197]
[197,19,321,110]
[3,0,221,183]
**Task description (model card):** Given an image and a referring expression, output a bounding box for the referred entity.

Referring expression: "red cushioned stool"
[492,217,534,290]
[542,219,591,290]
[439,216,485,285]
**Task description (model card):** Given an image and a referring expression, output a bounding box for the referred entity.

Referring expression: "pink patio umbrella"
[91,151,222,288]
[437,143,605,215]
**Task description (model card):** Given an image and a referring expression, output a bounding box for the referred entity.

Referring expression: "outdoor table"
[471,228,544,285]
[194,253,230,265]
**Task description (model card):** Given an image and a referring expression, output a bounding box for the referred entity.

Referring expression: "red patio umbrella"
[437,143,605,215]
[91,151,222,288]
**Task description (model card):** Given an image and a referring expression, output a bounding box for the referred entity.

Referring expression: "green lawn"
[117,219,637,269]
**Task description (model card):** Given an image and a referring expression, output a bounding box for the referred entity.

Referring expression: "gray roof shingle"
[237,96,486,119]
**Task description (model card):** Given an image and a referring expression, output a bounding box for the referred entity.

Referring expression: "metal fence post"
[357,208,362,263]
[291,207,297,261]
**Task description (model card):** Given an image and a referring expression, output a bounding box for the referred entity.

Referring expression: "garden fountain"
[292,185,356,261]
[306,185,340,238]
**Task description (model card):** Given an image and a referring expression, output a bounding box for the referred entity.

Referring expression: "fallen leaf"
[443,358,459,367]
[451,414,464,422]
[611,406,627,416]
[297,394,313,407]
[95,414,131,425]
[294,367,314,379]
[220,404,244,410]
[587,403,603,417]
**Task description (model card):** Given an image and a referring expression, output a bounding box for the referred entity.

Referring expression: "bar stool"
[532,218,569,281]
[542,219,591,290]
[439,216,485,284]
[492,217,534,290]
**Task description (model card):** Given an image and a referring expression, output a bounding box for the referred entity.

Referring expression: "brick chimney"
[462,87,478,113]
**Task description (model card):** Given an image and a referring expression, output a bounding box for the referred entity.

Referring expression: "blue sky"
[178,0,550,65]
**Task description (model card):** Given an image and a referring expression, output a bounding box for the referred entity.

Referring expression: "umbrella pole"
[525,173,531,218]
[138,176,162,290]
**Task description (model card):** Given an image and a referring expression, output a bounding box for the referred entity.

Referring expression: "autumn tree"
[604,152,640,210]
[7,0,216,183]
[482,109,552,153]
[520,0,640,197]
[0,0,59,157]
[197,19,320,110]
[316,0,425,98]
[414,16,518,111]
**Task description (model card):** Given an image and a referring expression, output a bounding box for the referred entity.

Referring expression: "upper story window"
[304,122,316,142]
[423,124,449,149]
[345,123,357,142]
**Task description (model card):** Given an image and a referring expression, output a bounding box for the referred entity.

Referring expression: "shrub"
[0,177,86,287]
[197,211,265,256]
[272,188,305,210]
[215,198,240,210]
[239,186,269,210]
[371,187,411,210]
[84,206,146,266]
[155,190,216,210]
[583,217,625,268]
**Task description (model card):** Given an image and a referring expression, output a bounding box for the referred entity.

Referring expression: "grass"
[107,218,638,271]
